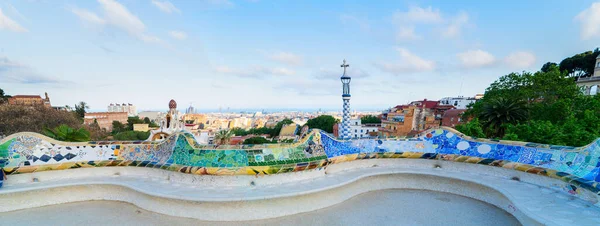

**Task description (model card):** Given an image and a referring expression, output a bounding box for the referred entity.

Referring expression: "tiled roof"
[443,109,466,118]
[11,95,42,98]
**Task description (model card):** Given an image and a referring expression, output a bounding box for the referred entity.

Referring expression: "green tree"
[127,116,145,130]
[230,127,249,136]
[361,115,381,124]
[455,118,485,138]
[0,88,11,104]
[111,121,127,134]
[214,129,234,145]
[480,98,528,137]
[113,131,151,140]
[540,62,557,73]
[143,117,159,127]
[305,115,339,133]
[74,101,90,118]
[270,119,294,137]
[559,48,600,78]
[43,124,90,142]
[242,136,273,144]
[460,54,600,146]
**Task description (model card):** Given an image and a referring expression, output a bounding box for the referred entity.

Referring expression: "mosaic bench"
[2,127,600,207]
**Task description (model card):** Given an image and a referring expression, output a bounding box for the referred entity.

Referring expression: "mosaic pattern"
[3,128,600,205]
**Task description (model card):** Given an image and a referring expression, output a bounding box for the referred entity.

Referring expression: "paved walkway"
[0,189,520,226]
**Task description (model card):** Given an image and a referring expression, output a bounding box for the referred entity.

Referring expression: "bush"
[242,136,274,144]
[0,105,82,136]
[113,131,151,141]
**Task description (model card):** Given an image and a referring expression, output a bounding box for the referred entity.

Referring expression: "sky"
[1,0,600,112]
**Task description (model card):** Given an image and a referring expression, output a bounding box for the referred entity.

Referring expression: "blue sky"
[1,0,600,111]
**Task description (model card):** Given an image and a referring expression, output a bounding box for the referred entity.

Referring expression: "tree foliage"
[127,116,145,130]
[558,48,599,78]
[361,115,381,124]
[458,51,600,146]
[113,131,151,141]
[305,115,338,133]
[43,124,90,142]
[214,129,234,145]
[111,121,127,134]
[242,136,274,144]
[270,119,294,137]
[0,105,82,137]
[74,101,89,119]
[0,88,10,104]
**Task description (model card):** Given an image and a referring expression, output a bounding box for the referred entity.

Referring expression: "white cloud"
[70,0,162,44]
[0,56,63,84]
[396,26,420,41]
[456,50,495,68]
[169,30,187,40]
[99,0,145,35]
[575,2,600,40]
[70,7,106,25]
[215,65,295,77]
[393,6,443,24]
[0,8,27,32]
[151,0,180,14]
[267,52,303,66]
[442,12,469,38]
[376,48,435,74]
[504,51,536,69]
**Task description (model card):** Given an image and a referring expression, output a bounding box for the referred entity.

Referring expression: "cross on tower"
[341,59,349,74]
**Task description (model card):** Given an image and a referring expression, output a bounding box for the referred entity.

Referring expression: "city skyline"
[1,0,600,110]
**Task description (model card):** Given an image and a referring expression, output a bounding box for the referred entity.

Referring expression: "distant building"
[278,123,298,141]
[379,99,454,137]
[138,111,163,122]
[439,96,476,109]
[108,103,137,116]
[8,92,51,107]
[441,109,467,128]
[576,55,600,95]
[184,114,207,124]
[347,119,379,139]
[133,124,150,132]
[84,112,128,131]
[186,105,196,114]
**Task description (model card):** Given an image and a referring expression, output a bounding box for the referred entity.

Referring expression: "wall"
[1,127,600,205]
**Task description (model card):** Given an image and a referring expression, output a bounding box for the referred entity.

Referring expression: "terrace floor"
[0,189,520,226]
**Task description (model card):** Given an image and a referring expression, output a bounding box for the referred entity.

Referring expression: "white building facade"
[108,103,137,116]
[439,96,476,109]
[348,119,379,139]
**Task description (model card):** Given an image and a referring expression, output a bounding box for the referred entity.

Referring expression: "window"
[451,118,454,122]
[355,122,358,125]
[454,101,458,106]
[355,129,357,133]
[361,129,363,133]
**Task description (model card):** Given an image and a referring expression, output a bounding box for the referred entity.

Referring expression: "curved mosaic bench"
[1,127,600,206]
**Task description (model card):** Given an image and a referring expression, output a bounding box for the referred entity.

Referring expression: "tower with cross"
[340,59,351,139]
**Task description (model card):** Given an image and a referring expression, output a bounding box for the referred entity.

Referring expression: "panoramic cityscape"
[2,0,600,225]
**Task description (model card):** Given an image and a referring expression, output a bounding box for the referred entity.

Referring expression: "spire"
[340,59,349,76]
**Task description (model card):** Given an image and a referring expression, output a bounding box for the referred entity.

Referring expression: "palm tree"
[480,98,528,137]
[43,124,90,142]
[214,129,233,145]
[74,101,90,118]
